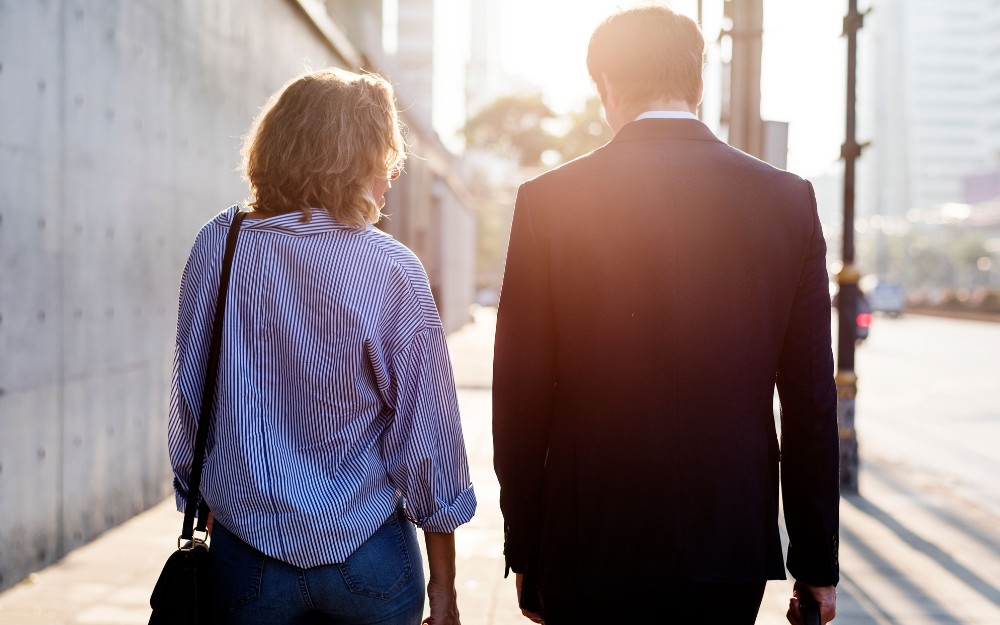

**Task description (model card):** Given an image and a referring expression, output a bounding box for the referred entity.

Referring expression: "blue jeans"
[210,511,425,625]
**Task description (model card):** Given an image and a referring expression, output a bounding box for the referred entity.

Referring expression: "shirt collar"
[634,110,700,121]
[215,205,372,235]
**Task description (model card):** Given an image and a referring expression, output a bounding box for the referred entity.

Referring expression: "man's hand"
[786,581,836,624]
[515,573,544,623]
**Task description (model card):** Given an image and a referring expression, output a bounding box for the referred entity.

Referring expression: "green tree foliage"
[462,94,613,166]
[559,97,614,161]
[462,93,559,167]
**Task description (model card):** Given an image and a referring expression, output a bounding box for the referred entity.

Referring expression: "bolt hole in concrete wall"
[0,0,380,591]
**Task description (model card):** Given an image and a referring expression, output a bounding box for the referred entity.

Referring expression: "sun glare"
[433,0,845,176]
[498,1,703,113]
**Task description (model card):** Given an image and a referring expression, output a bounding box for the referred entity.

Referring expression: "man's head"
[587,5,705,130]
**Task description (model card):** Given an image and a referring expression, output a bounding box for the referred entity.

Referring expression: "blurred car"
[855,292,872,343]
[476,288,500,307]
[866,281,905,316]
[832,289,871,344]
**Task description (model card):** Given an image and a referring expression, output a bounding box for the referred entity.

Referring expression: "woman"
[168,68,476,625]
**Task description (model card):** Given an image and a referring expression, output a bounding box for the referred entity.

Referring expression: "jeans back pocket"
[338,513,414,599]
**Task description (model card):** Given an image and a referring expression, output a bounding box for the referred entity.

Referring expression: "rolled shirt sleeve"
[380,326,477,532]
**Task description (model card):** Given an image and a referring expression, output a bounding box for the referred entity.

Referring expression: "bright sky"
[433,0,848,178]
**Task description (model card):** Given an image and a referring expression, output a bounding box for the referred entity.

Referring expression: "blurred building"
[466,0,506,117]
[810,168,846,235]
[380,0,476,326]
[0,0,474,592]
[461,0,521,293]
[862,0,1000,220]
[326,0,383,52]
[396,0,435,120]
[962,168,1000,204]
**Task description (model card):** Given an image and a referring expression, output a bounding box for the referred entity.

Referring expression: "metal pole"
[727,0,764,158]
[697,0,704,121]
[837,0,865,494]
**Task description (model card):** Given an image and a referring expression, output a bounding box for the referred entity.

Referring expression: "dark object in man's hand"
[800,593,821,625]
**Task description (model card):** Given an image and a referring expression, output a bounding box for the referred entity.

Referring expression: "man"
[492,6,839,624]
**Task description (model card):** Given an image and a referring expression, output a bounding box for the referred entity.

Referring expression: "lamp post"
[723,0,764,158]
[837,0,866,494]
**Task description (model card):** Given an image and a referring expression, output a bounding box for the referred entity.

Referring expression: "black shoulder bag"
[149,209,248,625]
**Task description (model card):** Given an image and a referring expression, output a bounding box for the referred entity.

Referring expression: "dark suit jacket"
[492,118,839,611]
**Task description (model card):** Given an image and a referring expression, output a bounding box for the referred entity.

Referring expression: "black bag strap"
[181,209,248,541]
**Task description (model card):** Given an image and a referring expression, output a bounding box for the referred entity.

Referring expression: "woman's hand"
[422,532,461,625]
[422,579,460,625]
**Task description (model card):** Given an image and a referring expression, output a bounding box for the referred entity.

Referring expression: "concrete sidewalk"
[2,306,1000,623]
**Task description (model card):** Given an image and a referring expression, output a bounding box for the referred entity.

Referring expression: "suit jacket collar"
[611,118,723,146]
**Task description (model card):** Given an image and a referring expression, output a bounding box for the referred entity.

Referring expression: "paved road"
[853,314,1000,515]
[826,313,1000,624]
[2,309,998,624]
[451,309,1000,624]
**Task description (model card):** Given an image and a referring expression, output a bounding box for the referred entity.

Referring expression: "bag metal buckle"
[177,530,209,551]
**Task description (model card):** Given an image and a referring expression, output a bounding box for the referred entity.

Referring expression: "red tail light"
[856,313,873,328]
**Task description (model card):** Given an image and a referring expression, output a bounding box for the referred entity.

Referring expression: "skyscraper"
[396,0,435,119]
[466,0,504,116]
[863,0,1000,218]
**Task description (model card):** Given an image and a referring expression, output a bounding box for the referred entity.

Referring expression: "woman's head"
[241,68,406,227]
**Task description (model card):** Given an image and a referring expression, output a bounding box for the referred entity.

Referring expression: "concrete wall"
[380,158,476,331]
[0,0,474,591]
[432,178,477,330]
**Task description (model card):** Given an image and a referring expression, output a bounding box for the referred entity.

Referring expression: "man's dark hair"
[587,6,705,108]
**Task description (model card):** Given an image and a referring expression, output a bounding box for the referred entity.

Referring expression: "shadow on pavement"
[844,494,1000,609]
[864,461,1000,562]
[839,522,964,623]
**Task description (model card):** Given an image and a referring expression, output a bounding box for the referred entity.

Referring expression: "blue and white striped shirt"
[169,205,476,568]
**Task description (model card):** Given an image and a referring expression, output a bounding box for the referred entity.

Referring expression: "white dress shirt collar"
[634,110,699,121]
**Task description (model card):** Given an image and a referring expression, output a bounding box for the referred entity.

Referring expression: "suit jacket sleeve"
[777,181,841,587]
[493,182,557,577]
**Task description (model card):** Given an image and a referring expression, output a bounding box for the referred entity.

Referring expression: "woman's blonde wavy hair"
[241,68,407,227]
